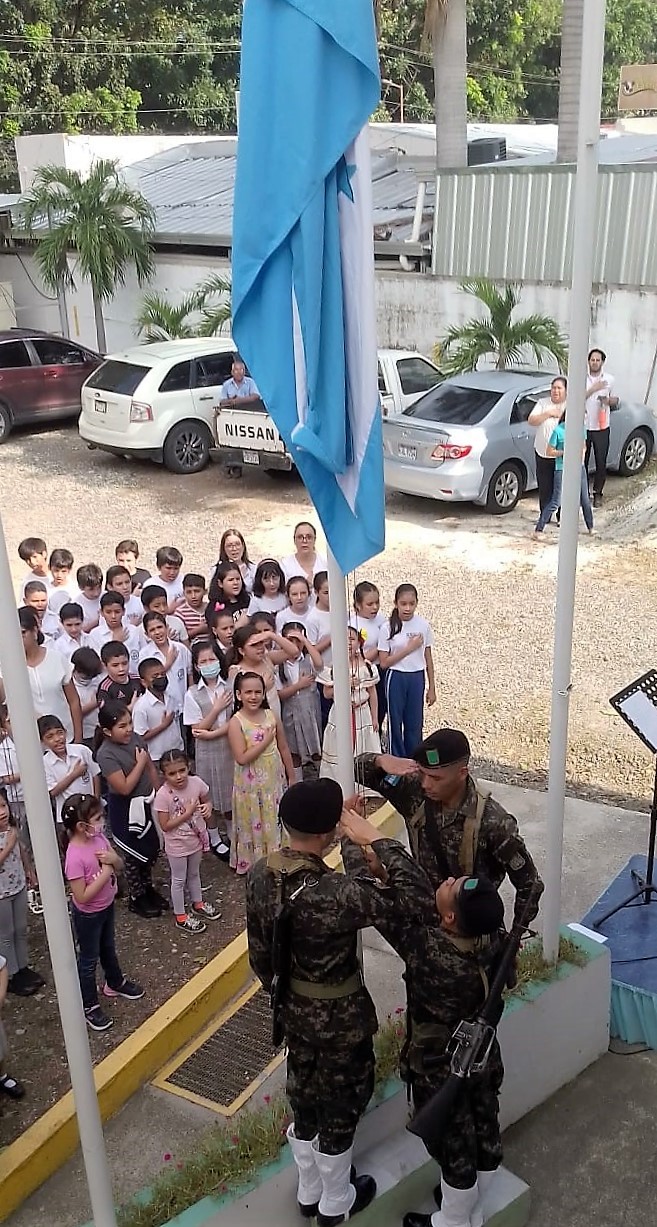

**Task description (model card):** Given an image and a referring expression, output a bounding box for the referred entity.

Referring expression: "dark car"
[0,329,102,443]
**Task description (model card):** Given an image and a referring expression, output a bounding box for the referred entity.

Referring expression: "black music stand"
[593,670,657,929]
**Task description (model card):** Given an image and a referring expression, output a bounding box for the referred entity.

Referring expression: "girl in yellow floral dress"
[227,671,294,875]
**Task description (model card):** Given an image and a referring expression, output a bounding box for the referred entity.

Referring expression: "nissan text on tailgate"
[214,398,292,471]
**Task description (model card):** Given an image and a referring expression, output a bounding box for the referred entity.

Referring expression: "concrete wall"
[2,245,656,406]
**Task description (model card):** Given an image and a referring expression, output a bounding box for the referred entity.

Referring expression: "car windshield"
[403,383,503,424]
[86,360,149,396]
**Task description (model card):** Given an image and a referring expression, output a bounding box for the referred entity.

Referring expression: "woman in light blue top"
[534,407,593,535]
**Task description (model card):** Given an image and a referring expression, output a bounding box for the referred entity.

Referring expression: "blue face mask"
[199,660,222,680]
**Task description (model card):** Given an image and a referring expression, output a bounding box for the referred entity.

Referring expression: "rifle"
[406,896,534,1146]
[269,877,311,1047]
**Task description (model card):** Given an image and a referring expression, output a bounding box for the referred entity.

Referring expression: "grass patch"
[506,935,588,1002]
[115,940,586,1227]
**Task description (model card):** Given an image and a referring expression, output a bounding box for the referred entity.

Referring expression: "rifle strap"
[459,786,490,877]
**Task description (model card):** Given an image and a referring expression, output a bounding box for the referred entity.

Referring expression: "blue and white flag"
[232,0,385,575]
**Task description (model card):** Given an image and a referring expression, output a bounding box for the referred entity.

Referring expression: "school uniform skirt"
[194,735,233,814]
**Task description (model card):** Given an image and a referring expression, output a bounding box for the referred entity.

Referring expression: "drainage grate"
[159,987,284,1114]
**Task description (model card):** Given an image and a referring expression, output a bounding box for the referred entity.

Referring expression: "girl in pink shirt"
[154,750,222,935]
[63,794,143,1032]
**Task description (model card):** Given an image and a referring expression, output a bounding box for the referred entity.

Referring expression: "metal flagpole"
[0,513,117,1227]
[542,0,607,964]
[327,548,356,797]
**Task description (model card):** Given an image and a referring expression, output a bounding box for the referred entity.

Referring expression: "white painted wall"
[2,245,656,405]
[0,281,16,328]
[15,132,220,192]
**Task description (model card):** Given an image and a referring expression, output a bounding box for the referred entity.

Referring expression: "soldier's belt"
[288,971,364,1000]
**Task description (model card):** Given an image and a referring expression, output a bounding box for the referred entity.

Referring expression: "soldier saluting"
[246,777,424,1225]
[354,727,543,927]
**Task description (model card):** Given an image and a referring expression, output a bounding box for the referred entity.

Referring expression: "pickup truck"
[212,348,443,473]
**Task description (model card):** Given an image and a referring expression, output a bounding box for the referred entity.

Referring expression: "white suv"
[79,338,237,473]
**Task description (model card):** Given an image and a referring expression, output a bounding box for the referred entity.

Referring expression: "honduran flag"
[232,0,385,575]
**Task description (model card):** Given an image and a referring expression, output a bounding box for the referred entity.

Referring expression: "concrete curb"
[1,802,403,1222]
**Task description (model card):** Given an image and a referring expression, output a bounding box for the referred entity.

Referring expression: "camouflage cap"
[456,876,505,937]
[279,778,343,834]
[412,728,470,769]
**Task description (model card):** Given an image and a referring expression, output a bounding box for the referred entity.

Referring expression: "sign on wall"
[619,65,657,112]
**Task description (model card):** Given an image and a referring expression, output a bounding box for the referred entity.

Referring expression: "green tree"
[437,280,568,372]
[136,273,231,341]
[22,159,156,350]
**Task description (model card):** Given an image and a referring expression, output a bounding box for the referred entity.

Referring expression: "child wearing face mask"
[63,794,143,1032]
[132,658,184,762]
[183,640,234,859]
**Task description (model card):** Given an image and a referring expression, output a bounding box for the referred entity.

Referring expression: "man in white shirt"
[132,660,184,763]
[584,347,618,506]
[217,357,261,478]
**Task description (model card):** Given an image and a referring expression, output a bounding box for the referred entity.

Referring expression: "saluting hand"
[339,808,381,848]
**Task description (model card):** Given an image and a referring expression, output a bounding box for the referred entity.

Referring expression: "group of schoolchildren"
[0,523,435,1052]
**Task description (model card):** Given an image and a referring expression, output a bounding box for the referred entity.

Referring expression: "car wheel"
[618,428,651,477]
[0,402,13,444]
[486,462,523,514]
[163,422,212,474]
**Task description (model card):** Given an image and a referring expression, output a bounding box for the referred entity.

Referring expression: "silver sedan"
[383,371,657,513]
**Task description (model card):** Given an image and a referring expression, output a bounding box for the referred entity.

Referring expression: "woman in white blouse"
[19,607,82,742]
[529,376,567,519]
[280,521,327,588]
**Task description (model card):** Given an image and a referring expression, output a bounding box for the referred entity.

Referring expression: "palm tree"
[557,0,585,163]
[136,273,231,341]
[21,160,156,351]
[423,0,468,169]
[437,279,569,372]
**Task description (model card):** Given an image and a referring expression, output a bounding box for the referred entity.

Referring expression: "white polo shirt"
[378,614,434,673]
[132,690,183,761]
[43,743,100,822]
[89,624,141,677]
[141,575,185,606]
[55,630,92,661]
[306,607,332,665]
[275,607,317,639]
[137,641,191,713]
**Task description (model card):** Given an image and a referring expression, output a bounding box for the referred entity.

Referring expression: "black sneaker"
[128,895,161,919]
[146,886,170,911]
[8,969,39,997]
[85,1005,113,1032]
[209,841,230,861]
[105,978,144,1000]
[21,966,46,988]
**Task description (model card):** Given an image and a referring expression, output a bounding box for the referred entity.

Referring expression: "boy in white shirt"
[132,658,184,764]
[138,612,191,714]
[17,536,50,600]
[76,563,104,632]
[47,548,78,615]
[89,592,141,677]
[55,602,91,660]
[38,715,101,824]
[22,581,61,642]
[140,586,188,645]
[141,547,185,612]
[70,647,104,748]
[105,565,145,626]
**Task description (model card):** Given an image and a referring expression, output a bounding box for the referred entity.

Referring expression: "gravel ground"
[0,421,656,1144]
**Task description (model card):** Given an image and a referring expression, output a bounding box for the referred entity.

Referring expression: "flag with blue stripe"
[232,0,385,574]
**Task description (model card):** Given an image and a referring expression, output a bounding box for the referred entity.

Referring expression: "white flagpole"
[0,513,117,1227]
[327,549,356,797]
[542,0,606,964]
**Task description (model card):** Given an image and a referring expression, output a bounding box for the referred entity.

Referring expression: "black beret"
[412,728,470,769]
[279,779,343,834]
[456,876,505,938]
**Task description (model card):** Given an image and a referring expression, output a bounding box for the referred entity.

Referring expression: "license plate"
[398,443,417,460]
[94,400,107,414]
[242,450,260,464]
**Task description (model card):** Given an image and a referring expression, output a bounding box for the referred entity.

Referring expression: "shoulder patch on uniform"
[510,853,526,871]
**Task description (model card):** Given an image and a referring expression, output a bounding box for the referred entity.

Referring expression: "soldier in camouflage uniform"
[246,777,424,1226]
[354,727,543,927]
[340,808,509,1227]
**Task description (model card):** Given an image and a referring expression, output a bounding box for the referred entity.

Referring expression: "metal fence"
[432,163,657,288]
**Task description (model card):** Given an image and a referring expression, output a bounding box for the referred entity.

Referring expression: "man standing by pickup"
[217,357,261,478]
[584,347,618,507]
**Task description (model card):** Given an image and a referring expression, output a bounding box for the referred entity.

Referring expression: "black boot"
[128,895,161,919]
[316,1174,376,1225]
[146,885,170,911]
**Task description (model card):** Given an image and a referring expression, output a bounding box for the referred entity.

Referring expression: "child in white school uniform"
[89,592,141,677]
[138,612,192,717]
[39,715,102,826]
[55,602,91,661]
[76,564,104,632]
[23,581,61,643]
[71,648,104,750]
[17,536,50,600]
[377,583,436,759]
[47,548,78,614]
[132,658,184,763]
[141,547,185,612]
[105,566,144,626]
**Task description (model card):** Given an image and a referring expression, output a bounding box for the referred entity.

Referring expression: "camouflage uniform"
[246,841,418,1154]
[342,839,504,1190]
[356,756,543,926]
